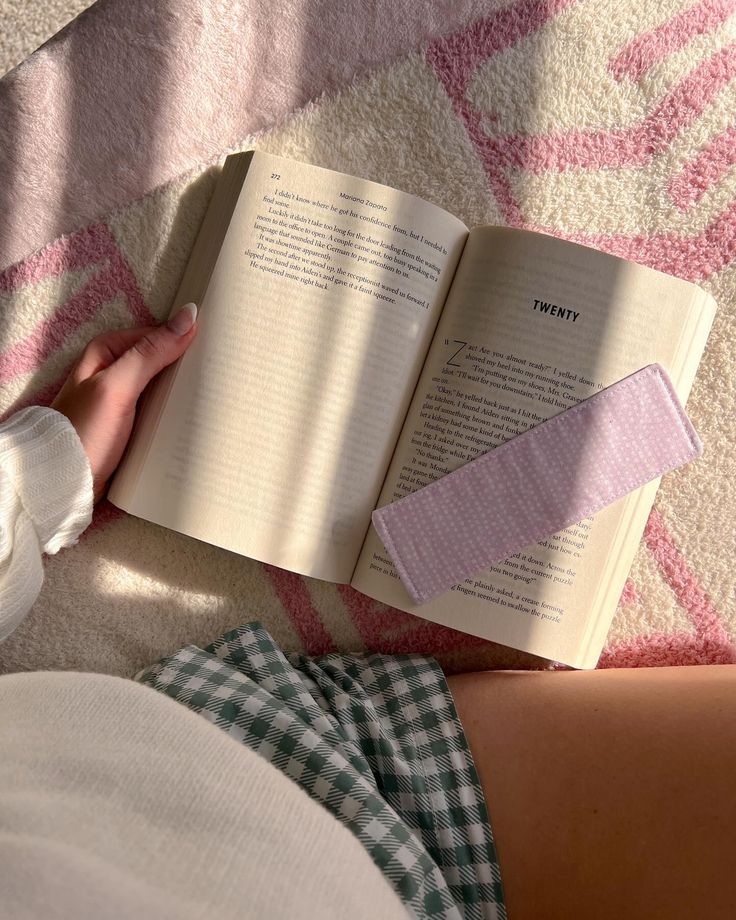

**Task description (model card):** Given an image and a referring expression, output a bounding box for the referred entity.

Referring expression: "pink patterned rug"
[1,0,734,676]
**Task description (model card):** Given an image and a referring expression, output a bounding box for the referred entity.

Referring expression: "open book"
[109,150,716,668]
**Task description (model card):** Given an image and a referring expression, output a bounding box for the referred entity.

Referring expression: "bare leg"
[447,666,736,920]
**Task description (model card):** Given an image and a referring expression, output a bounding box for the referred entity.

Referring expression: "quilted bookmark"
[372,364,701,604]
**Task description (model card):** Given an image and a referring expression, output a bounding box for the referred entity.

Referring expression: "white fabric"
[0,671,408,920]
[0,408,407,919]
[0,406,93,640]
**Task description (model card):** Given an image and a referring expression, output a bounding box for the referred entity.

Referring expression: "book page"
[109,151,467,582]
[352,227,715,667]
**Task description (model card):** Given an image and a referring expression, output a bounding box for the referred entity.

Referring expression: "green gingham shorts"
[138,622,506,920]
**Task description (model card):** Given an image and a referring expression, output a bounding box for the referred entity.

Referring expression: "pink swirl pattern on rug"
[609,0,736,82]
[669,126,736,211]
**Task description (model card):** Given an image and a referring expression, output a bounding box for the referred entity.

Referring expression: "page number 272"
[271,173,281,180]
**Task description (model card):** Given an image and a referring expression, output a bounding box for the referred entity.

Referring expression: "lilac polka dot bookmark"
[371,364,702,604]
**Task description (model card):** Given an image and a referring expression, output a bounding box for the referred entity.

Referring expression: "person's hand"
[52,303,198,502]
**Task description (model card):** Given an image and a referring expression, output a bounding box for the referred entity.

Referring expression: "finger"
[102,303,198,399]
[73,327,159,380]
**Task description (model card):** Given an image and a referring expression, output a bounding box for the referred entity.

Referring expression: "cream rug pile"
[0,0,91,76]
[0,0,734,676]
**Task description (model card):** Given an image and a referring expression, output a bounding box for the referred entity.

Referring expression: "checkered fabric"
[138,622,506,920]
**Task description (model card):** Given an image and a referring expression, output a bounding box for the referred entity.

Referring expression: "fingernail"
[167,302,198,335]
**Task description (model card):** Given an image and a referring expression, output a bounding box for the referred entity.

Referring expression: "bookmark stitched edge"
[371,364,702,604]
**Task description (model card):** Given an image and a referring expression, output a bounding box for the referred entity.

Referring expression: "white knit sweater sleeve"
[0,407,93,640]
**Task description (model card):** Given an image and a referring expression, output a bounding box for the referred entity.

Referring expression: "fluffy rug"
[0,0,734,677]
[0,0,92,77]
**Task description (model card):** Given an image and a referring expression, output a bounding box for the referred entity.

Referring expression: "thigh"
[448,665,736,920]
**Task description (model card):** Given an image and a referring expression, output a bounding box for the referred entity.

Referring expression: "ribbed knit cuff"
[0,407,94,554]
